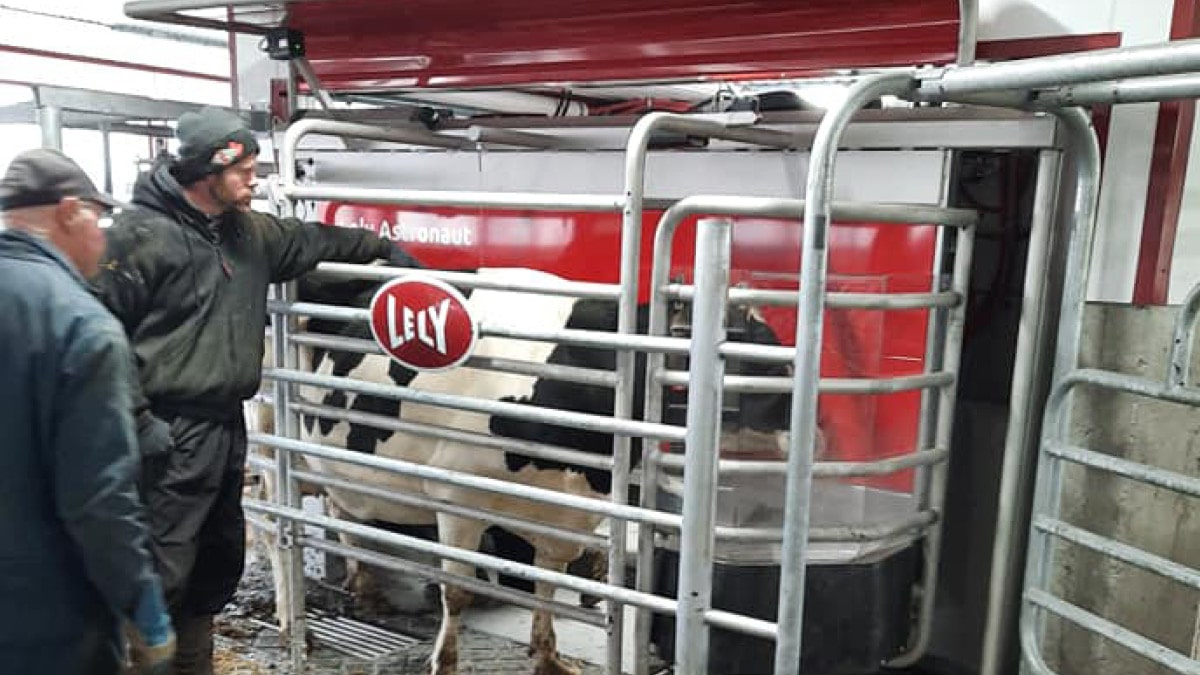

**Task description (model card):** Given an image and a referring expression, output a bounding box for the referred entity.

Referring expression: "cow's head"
[489,299,794,494]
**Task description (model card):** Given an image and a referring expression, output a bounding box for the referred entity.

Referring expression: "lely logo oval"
[368,276,478,372]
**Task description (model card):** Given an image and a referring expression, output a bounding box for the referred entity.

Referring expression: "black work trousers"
[141,408,247,620]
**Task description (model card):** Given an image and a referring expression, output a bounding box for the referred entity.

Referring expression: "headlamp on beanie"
[171,106,260,185]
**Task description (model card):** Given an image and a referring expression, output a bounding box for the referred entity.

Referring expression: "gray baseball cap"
[0,149,119,211]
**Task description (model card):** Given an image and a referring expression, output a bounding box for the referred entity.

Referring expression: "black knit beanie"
[171,106,260,185]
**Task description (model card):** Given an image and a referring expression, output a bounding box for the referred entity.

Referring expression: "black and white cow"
[274,266,793,675]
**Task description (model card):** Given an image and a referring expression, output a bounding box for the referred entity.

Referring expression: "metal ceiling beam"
[0,84,219,137]
[31,85,223,120]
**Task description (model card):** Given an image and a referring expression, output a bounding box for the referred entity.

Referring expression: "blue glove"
[129,579,175,673]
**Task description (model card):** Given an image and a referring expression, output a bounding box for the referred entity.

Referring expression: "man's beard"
[209,183,252,213]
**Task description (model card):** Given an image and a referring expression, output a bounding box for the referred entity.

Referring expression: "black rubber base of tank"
[650,543,919,675]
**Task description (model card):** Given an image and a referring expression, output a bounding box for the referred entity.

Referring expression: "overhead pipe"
[466,125,564,149]
[918,37,1200,100]
[932,74,1200,109]
[293,57,337,112]
[394,90,589,117]
[1034,74,1200,107]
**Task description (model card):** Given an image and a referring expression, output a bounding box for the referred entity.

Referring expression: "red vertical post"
[1133,0,1200,305]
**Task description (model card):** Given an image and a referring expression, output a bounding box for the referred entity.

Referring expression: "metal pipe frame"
[286,332,619,387]
[270,299,694,355]
[1033,74,1200,108]
[1168,281,1200,389]
[277,292,955,370]
[269,281,308,668]
[287,465,606,549]
[262,367,685,442]
[1024,589,1200,675]
[269,99,994,675]
[980,149,1065,675]
[294,57,337,112]
[958,0,978,66]
[248,489,906,655]
[250,432,687,530]
[912,220,947,527]
[277,103,968,675]
[1044,441,1200,497]
[1021,366,1200,674]
[989,109,1101,675]
[673,219,732,674]
[297,535,605,627]
[37,104,62,151]
[286,184,628,212]
[889,222,976,667]
[288,399,614,471]
[312,262,622,300]
[714,510,938,544]
[656,369,954,395]
[653,446,949,478]
[917,37,1200,99]
[99,122,113,194]
[1032,516,1200,590]
[775,71,919,675]
[466,125,564,149]
[245,499,684,615]
[618,112,874,674]
[632,191,971,674]
[667,284,961,310]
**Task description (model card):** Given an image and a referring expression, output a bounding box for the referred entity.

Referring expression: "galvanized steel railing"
[261,112,983,675]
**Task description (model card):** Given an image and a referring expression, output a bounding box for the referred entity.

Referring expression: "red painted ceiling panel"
[285,0,959,91]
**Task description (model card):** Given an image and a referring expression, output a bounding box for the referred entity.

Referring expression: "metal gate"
[245,104,995,675]
[1015,286,1200,675]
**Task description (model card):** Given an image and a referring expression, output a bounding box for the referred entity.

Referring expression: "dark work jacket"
[94,162,393,416]
[0,231,158,647]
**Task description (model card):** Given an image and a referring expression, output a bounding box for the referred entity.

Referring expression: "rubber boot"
[171,614,214,675]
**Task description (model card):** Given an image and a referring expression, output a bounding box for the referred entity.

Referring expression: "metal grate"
[305,609,420,661]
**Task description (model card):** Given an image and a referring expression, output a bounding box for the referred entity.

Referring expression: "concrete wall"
[1045,303,1200,673]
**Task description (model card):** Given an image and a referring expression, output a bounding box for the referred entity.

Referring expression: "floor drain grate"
[305,609,421,660]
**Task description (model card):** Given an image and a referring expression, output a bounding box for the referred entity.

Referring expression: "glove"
[127,579,175,675]
[377,239,422,269]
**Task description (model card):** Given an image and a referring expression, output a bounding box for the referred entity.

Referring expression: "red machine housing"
[287,0,959,90]
[321,203,936,491]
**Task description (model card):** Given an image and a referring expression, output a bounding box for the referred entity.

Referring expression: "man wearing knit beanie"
[92,106,419,675]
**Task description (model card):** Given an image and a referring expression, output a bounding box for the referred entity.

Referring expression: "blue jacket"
[0,231,160,651]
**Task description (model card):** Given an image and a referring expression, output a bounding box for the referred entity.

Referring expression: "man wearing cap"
[0,149,175,674]
[94,106,415,674]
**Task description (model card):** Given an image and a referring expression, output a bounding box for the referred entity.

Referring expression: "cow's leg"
[431,516,486,675]
[568,547,608,609]
[529,546,583,675]
[320,499,395,616]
